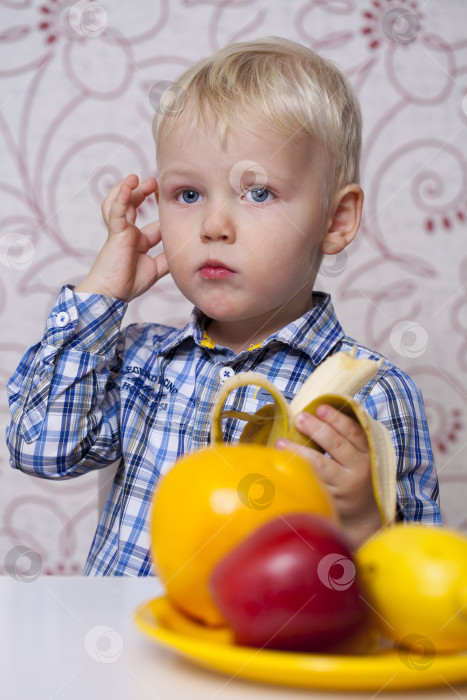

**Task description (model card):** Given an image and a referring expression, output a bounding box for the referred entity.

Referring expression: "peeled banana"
[210,348,397,526]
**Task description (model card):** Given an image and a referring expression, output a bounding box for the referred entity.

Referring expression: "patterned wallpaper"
[1,0,466,578]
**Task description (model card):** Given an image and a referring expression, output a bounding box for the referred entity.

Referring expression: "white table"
[0,576,465,700]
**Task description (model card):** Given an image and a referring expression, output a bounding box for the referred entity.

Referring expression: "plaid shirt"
[6,286,441,575]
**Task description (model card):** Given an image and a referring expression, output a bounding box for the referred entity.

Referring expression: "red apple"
[209,513,367,652]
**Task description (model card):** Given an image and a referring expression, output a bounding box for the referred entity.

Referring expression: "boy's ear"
[320,184,363,255]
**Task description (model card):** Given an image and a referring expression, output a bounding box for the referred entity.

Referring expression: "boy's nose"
[200,203,236,243]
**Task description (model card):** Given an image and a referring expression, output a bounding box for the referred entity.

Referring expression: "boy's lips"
[199,260,236,279]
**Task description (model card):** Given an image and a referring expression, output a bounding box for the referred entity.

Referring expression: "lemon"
[151,445,336,626]
[357,524,467,653]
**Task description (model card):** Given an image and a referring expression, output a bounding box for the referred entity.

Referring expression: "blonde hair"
[152,37,361,206]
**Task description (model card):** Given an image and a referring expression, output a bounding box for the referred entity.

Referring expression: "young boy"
[6,37,441,576]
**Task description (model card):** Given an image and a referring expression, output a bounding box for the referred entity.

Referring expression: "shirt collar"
[267,292,345,366]
[153,306,207,353]
[155,292,344,365]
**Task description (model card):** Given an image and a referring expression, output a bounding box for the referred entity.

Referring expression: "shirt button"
[219,366,235,383]
[55,311,70,327]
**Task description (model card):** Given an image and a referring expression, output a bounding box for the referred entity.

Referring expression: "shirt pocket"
[120,376,196,464]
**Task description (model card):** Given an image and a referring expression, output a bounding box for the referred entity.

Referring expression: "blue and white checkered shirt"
[6,285,441,575]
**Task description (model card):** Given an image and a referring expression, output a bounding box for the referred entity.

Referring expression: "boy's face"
[157,110,331,339]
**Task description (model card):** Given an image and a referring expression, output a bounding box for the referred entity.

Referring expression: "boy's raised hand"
[75,174,169,302]
[276,407,383,549]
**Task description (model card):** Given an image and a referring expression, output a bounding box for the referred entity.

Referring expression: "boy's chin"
[193,297,248,323]
[200,309,244,323]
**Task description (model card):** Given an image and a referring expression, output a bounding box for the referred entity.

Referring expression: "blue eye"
[177,189,200,203]
[244,188,274,203]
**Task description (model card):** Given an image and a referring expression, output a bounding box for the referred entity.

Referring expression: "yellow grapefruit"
[151,444,336,626]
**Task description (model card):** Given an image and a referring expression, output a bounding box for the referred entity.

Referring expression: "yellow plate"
[134,597,467,691]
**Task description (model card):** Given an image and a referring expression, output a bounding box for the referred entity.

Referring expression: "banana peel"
[210,348,397,527]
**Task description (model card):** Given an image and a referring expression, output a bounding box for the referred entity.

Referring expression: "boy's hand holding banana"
[211,348,397,546]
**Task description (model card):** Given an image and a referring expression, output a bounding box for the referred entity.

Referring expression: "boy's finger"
[126,180,158,212]
[139,177,158,195]
[275,439,337,487]
[293,411,366,468]
[103,175,156,225]
[154,251,169,279]
[123,173,139,187]
[314,404,368,452]
[107,183,135,233]
[138,221,162,251]
[297,406,367,453]
[101,180,128,219]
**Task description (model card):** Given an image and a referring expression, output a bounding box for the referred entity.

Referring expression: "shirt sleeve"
[6,285,128,479]
[359,365,442,524]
